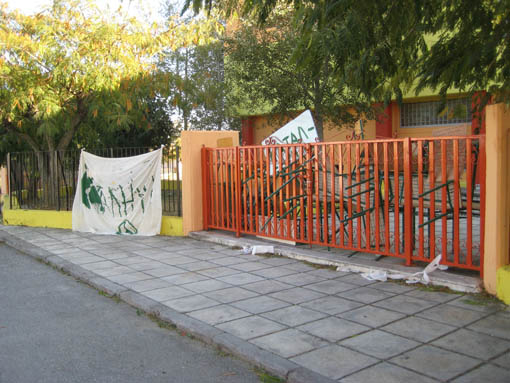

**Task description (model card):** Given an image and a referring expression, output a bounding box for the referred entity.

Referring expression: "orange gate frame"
[201,136,485,274]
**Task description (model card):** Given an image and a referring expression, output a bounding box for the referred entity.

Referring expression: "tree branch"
[56,96,87,151]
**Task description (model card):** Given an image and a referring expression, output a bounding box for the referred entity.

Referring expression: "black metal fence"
[7,146,182,216]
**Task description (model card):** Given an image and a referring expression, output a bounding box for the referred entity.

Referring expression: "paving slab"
[217,272,265,286]
[123,278,172,293]
[250,329,327,358]
[339,362,437,383]
[141,286,195,302]
[451,364,510,383]
[304,279,357,294]
[231,295,290,314]
[251,266,298,279]
[298,317,369,342]
[242,279,294,294]
[291,345,378,380]
[182,279,232,293]
[276,273,327,287]
[340,329,419,359]
[107,271,153,284]
[161,271,208,285]
[467,313,510,340]
[216,316,286,340]
[301,296,364,315]
[491,351,510,368]
[188,304,251,325]
[373,294,438,315]
[431,328,510,360]
[382,316,456,343]
[337,305,405,328]
[162,295,220,313]
[404,288,461,303]
[269,287,326,304]
[230,261,273,272]
[204,286,259,304]
[417,304,487,327]
[261,305,328,327]
[144,265,186,277]
[337,286,395,304]
[390,345,481,381]
[196,266,240,278]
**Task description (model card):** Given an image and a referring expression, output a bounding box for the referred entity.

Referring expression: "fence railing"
[7,146,182,216]
[202,136,485,273]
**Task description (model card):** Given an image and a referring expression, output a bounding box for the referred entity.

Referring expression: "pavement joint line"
[0,226,339,383]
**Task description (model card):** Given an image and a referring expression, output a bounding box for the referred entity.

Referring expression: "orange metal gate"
[202,136,485,273]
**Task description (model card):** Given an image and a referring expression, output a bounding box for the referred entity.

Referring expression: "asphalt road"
[0,244,261,383]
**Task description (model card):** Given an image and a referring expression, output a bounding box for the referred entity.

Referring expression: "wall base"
[497,266,510,304]
[2,208,183,236]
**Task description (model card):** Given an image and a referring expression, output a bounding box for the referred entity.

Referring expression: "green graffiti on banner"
[80,166,156,218]
[116,219,138,235]
[81,170,105,213]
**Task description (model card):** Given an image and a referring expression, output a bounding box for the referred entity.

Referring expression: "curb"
[0,228,337,383]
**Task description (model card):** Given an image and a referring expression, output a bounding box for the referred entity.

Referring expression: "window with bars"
[400,98,472,128]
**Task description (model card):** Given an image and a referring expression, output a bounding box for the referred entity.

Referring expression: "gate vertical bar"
[201,146,209,231]
[403,137,413,266]
[235,146,242,237]
[306,144,313,246]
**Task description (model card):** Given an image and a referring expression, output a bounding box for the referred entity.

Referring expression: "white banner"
[72,149,162,236]
[262,110,319,145]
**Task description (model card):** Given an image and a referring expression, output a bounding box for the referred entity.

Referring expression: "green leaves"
[0,0,221,152]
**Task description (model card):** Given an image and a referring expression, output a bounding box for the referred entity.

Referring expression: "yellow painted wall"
[2,206,184,236]
[497,266,510,304]
[3,209,73,229]
[160,216,184,236]
[181,130,240,235]
[484,103,510,294]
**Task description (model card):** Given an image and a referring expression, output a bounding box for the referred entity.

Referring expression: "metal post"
[306,144,313,247]
[235,146,242,237]
[403,137,413,266]
[7,152,11,209]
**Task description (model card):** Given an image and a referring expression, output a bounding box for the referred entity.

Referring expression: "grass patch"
[416,284,463,295]
[254,368,284,383]
[97,290,121,303]
[147,313,177,331]
[460,291,502,306]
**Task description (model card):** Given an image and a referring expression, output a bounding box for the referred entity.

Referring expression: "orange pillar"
[181,131,239,235]
[0,166,7,195]
[483,103,510,294]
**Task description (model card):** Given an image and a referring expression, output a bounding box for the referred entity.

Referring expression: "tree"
[185,0,510,109]
[159,1,240,131]
[224,8,373,140]
[0,0,217,153]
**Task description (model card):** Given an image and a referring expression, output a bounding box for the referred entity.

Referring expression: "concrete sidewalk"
[1,225,509,383]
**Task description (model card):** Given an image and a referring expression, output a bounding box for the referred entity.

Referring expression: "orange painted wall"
[0,166,7,195]
[484,103,510,294]
[181,131,239,235]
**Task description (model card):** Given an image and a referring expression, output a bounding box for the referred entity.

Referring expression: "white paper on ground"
[357,254,448,284]
[250,245,275,255]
